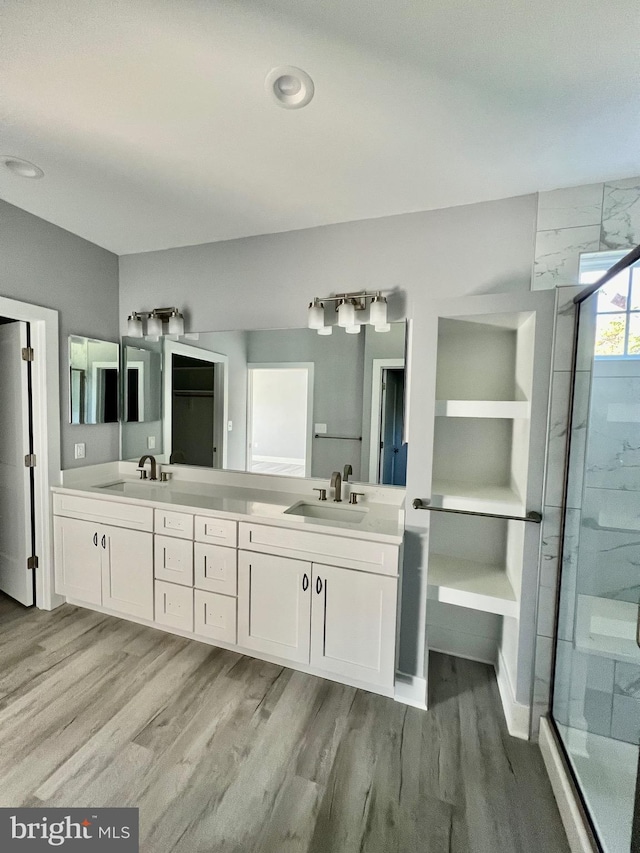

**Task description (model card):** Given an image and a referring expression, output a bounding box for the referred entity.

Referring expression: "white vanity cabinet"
[53,491,402,699]
[54,512,153,620]
[310,563,397,689]
[238,551,311,664]
[237,523,400,692]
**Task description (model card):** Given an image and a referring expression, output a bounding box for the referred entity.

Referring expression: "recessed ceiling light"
[0,156,44,179]
[265,66,314,110]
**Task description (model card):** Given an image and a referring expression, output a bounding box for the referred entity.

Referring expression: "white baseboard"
[539,717,596,853]
[394,672,428,709]
[495,650,530,740]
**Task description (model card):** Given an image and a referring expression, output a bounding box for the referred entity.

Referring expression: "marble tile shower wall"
[529,175,640,739]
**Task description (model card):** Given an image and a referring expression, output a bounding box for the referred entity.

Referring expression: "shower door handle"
[636,605,640,649]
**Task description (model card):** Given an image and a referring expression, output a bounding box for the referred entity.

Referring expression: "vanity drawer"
[238,523,399,577]
[194,589,237,643]
[53,493,153,532]
[194,516,237,547]
[155,509,194,540]
[194,543,237,596]
[154,535,194,587]
[155,580,193,632]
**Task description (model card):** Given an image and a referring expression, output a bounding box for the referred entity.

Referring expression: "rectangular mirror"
[120,322,407,485]
[69,335,119,424]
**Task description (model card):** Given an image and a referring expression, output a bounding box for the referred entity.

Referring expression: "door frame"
[246,362,315,478]
[368,358,405,482]
[163,339,229,468]
[0,296,61,610]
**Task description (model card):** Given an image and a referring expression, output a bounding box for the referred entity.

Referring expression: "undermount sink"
[284,501,367,523]
[97,480,160,492]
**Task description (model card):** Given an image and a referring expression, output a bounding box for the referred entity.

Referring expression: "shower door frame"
[547,242,640,853]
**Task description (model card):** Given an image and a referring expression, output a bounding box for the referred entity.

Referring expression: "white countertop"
[52,465,405,545]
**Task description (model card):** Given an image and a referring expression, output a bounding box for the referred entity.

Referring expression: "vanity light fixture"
[306,291,392,335]
[369,295,388,330]
[146,311,163,337]
[307,299,325,330]
[126,307,185,338]
[127,312,144,338]
[0,155,44,179]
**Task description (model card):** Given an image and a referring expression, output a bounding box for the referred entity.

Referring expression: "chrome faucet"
[138,454,158,481]
[343,463,353,482]
[330,471,342,503]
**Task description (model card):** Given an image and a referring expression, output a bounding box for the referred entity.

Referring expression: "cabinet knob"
[316,576,323,595]
[302,573,309,592]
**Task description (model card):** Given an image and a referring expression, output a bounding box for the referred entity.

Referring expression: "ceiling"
[1,0,638,255]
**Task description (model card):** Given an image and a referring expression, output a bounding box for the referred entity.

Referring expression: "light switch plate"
[147,436,156,449]
[74,443,86,460]
[315,423,327,434]
[227,420,233,431]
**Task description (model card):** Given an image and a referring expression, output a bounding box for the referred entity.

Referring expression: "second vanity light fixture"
[127,307,185,338]
[308,291,390,335]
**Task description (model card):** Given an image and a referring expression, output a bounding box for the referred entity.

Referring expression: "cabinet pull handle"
[93,532,98,547]
[316,576,323,595]
[302,573,309,592]
[101,535,106,549]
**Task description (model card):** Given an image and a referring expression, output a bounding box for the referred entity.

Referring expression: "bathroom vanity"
[52,465,404,698]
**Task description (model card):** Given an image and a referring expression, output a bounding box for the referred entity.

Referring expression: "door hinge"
[27,555,38,570]
[21,347,34,362]
[24,453,36,468]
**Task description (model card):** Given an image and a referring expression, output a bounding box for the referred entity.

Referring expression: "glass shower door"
[552,268,640,853]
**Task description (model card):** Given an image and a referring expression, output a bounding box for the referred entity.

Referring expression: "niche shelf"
[435,400,530,419]
[427,554,518,618]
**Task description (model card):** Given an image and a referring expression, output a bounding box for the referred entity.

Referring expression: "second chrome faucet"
[330,470,342,502]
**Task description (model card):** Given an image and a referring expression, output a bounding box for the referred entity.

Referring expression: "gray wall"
[0,199,120,468]
[119,193,536,333]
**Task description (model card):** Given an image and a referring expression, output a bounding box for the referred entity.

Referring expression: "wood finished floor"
[0,594,569,853]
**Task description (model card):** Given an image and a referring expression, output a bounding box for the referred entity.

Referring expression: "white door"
[238,551,311,663]
[310,564,397,689]
[53,516,102,605]
[101,524,153,619]
[0,322,35,605]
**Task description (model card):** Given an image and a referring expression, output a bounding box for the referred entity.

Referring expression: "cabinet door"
[154,535,194,587]
[194,543,237,595]
[238,551,310,664]
[310,564,397,689]
[54,516,102,604]
[155,580,194,632]
[101,524,153,620]
[194,589,237,643]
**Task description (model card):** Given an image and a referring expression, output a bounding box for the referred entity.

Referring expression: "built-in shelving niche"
[427,307,541,731]
[432,310,536,516]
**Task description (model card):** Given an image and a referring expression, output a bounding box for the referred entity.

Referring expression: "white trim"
[0,295,62,610]
[247,362,315,479]
[369,358,405,482]
[394,672,428,709]
[495,649,531,740]
[539,717,596,853]
[163,339,229,468]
